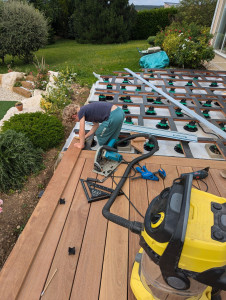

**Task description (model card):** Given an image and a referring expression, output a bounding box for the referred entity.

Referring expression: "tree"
[0,0,5,64]
[70,0,137,44]
[28,0,75,38]
[177,0,217,27]
[0,1,48,63]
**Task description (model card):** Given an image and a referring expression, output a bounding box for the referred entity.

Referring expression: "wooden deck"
[0,139,226,300]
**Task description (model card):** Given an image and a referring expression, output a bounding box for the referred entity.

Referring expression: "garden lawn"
[0,39,149,86]
[0,101,17,119]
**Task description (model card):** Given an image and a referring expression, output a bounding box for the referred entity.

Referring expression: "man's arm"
[85,122,99,139]
[74,116,85,149]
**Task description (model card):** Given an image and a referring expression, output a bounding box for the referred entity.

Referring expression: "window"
[214,5,226,54]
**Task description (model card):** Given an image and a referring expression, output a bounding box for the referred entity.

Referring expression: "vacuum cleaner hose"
[102,134,159,234]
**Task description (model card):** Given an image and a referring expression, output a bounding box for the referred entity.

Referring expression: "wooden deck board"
[128,168,150,300]
[0,148,226,300]
[17,156,86,300]
[70,174,110,300]
[42,158,94,300]
[99,165,129,300]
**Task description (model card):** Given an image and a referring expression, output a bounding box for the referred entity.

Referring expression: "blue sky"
[129,0,180,5]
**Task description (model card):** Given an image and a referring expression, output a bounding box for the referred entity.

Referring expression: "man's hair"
[62,103,80,126]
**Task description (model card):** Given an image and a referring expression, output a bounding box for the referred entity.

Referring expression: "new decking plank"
[128,166,149,300]
[70,177,110,300]
[0,141,81,300]
[80,151,226,169]
[41,158,94,300]
[17,157,86,300]
[146,163,164,204]
[193,167,221,197]
[99,165,129,300]
[161,164,179,188]
[209,169,226,197]
[0,148,225,300]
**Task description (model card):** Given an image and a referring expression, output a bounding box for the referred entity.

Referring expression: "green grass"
[0,101,17,119]
[0,39,149,87]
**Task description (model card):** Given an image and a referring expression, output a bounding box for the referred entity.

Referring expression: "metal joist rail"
[124,68,226,140]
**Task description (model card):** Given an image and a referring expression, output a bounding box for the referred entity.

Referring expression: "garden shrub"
[147,36,156,46]
[0,1,48,63]
[41,68,77,114]
[0,130,43,193]
[155,22,215,68]
[131,7,177,40]
[1,112,64,151]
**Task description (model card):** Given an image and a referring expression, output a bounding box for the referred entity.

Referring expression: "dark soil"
[0,84,90,270]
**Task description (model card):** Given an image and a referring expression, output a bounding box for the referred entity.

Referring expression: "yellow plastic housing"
[130,249,211,300]
[141,189,226,273]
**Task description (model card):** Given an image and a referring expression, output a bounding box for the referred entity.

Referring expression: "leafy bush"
[41,68,77,114]
[147,36,156,46]
[0,1,48,63]
[155,22,215,68]
[1,112,64,151]
[131,7,177,40]
[0,130,43,193]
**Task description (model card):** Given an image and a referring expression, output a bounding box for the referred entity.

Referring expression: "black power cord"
[108,160,145,218]
[183,112,220,139]
[192,179,208,192]
[111,176,144,219]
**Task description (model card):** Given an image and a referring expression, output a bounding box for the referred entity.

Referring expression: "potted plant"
[15,101,23,111]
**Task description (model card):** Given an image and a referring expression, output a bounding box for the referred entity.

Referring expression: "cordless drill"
[182,167,209,180]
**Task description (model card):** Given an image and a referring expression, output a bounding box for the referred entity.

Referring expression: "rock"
[12,87,32,98]
[2,72,25,90]
[46,71,59,93]
[21,81,34,90]
[48,71,59,82]
[26,74,35,81]
[21,94,43,110]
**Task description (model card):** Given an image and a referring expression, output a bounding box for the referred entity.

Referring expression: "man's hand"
[74,142,84,149]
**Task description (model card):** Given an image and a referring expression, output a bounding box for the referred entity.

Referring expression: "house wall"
[211,0,225,35]
[207,0,226,70]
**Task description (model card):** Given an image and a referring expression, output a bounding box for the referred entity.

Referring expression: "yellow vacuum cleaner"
[102,134,226,300]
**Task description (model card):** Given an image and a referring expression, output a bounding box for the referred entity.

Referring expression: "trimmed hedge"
[1,112,65,151]
[0,130,43,192]
[131,7,177,40]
